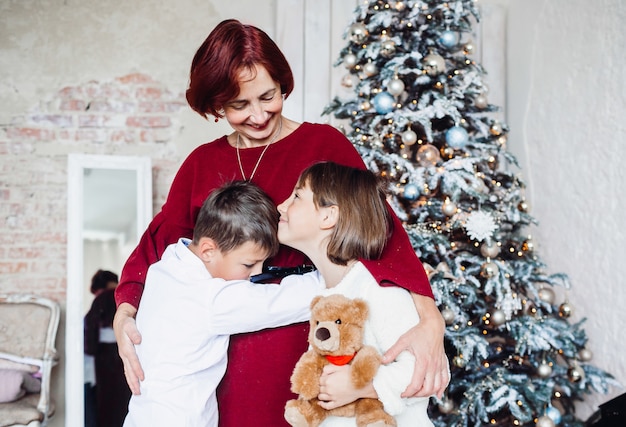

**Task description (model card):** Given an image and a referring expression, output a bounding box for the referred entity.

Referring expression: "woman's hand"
[113,302,144,395]
[382,294,449,399]
[317,364,377,410]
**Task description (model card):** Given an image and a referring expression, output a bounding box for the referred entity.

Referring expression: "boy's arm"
[208,271,323,335]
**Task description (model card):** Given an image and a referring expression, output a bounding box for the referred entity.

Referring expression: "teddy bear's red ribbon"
[324,352,357,366]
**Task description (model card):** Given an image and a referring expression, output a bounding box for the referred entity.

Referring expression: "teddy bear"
[284,294,396,427]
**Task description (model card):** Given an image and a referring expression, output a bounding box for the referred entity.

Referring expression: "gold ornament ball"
[463,42,475,55]
[453,355,467,368]
[522,239,534,252]
[360,100,371,111]
[518,200,529,212]
[480,261,499,279]
[559,302,573,318]
[490,122,503,135]
[567,365,585,383]
[440,146,455,160]
[416,144,441,166]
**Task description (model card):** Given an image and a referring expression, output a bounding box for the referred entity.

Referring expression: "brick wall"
[0,73,186,301]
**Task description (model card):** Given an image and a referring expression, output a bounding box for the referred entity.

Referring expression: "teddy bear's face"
[308,294,369,356]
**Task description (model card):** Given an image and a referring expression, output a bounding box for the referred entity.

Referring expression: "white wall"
[506,0,626,418]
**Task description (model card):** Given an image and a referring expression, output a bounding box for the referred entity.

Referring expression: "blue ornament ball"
[439,30,460,49]
[445,126,469,149]
[372,91,395,114]
[403,183,420,201]
[545,406,562,425]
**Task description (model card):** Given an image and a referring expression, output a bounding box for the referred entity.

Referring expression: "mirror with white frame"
[66,154,152,427]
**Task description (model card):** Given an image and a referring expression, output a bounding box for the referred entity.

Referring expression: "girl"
[278,162,437,427]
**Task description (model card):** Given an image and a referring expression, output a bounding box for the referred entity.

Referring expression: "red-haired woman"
[114,19,448,427]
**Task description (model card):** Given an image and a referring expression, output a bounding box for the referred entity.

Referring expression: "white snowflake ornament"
[464,210,497,242]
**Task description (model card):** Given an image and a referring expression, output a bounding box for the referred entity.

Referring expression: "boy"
[123,181,322,427]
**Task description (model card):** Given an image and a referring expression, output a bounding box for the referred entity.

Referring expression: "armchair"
[0,294,60,427]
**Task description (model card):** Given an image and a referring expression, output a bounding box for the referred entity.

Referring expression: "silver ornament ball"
[578,348,593,362]
[474,94,488,109]
[341,74,359,88]
[349,23,368,44]
[343,53,358,69]
[537,362,553,378]
[490,309,506,326]
[423,53,446,76]
[401,129,417,145]
[388,78,405,96]
[442,200,457,217]
[363,62,378,77]
[380,39,396,58]
[536,415,556,427]
[441,308,455,325]
[568,365,585,383]
[438,397,454,414]
[480,241,500,258]
[538,288,556,305]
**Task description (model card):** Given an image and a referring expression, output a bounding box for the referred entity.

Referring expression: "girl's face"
[223,64,283,144]
[277,182,324,253]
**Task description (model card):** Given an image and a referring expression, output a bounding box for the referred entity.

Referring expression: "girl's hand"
[317,364,377,410]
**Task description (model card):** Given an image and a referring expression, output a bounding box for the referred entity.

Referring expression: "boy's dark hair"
[193,180,280,257]
[90,269,119,295]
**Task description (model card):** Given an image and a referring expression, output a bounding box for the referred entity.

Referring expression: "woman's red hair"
[186,19,294,120]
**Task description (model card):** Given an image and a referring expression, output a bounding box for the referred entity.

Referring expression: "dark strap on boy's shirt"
[250,265,316,283]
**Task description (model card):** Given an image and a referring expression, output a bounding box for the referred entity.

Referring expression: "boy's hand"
[113,302,144,395]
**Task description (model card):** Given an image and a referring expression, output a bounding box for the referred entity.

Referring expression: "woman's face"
[223,64,283,144]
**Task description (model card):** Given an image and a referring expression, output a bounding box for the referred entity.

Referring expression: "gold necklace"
[236,119,283,181]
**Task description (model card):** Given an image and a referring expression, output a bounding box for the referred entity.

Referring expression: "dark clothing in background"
[84,289,131,427]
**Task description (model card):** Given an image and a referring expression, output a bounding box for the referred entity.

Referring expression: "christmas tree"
[323,1,618,426]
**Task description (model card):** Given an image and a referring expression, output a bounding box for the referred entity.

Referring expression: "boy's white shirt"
[318,261,434,427]
[124,238,324,427]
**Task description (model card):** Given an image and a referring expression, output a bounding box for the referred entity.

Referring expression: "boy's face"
[204,240,269,281]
